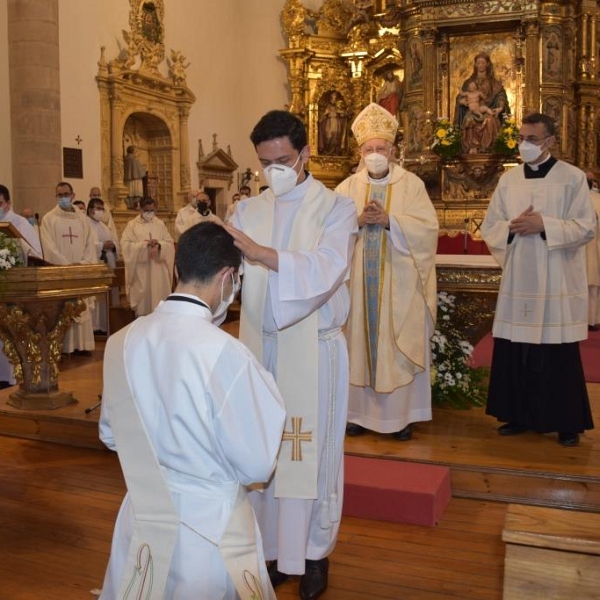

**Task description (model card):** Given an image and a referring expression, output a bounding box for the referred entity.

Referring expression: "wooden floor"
[0,325,598,598]
[0,434,507,600]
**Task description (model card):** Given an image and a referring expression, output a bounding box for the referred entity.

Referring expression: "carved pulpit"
[0,264,113,410]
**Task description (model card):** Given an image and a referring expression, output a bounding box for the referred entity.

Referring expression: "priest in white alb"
[226,109,358,600]
[40,182,99,355]
[336,103,438,442]
[175,190,223,240]
[121,197,174,317]
[99,222,285,600]
[87,198,120,334]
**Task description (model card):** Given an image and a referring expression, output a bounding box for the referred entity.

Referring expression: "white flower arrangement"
[430,291,487,408]
[0,232,23,271]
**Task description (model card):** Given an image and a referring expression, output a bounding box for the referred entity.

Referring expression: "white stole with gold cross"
[239,183,336,499]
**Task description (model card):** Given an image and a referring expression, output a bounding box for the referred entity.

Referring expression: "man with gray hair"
[336,103,439,442]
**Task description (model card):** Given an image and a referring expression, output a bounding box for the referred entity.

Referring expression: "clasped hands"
[508,205,544,236]
[359,201,389,228]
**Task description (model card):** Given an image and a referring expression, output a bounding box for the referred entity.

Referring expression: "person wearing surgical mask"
[225,109,357,599]
[336,103,439,446]
[40,181,99,355]
[481,112,596,447]
[98,221,285,600]
[120,197,175,318]
[87,198,120,334]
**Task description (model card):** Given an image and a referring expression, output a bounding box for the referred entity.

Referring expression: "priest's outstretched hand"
[224,223,279,272]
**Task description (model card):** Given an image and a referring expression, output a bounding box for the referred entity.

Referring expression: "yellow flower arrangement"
[493,115,519,156]
[431,117,461,159]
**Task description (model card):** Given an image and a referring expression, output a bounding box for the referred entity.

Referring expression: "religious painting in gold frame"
[446,33,519,126]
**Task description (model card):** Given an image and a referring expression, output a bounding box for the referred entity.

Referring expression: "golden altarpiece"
[280,0,600,237]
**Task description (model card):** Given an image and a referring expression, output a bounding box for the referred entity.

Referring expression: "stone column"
[8,0,61,215]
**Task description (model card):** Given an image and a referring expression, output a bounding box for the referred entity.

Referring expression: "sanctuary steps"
[1,343,600,513]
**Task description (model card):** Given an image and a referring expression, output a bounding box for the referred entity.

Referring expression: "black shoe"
[589,324,599,332]
[391,424,413,441]
[558,432,580,447]
[497,422,528,436]
[267,561,289,588]
[72,349,92,357]
[299,558,329,600]
[345,423,367,436]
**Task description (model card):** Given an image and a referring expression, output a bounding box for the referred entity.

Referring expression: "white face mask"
[364,152,390,176]
[262,154,302,197]
[92,209,105,222]
[212,272,241,325]
[142,210,154,222]
[239,194,249,200]
[518,140,545,164]
[0,208,6,220]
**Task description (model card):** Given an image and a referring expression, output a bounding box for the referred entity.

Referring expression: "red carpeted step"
[343,455,452,526]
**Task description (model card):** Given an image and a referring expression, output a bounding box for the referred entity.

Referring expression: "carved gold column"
[280,44,313,118]
[522,20,541,116]
[422,27,438,115]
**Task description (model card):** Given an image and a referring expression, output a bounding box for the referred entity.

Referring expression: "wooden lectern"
[0,264,113,409]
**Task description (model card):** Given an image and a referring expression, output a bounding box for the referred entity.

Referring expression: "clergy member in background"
[585,172,600,331]
[20,207,41,250]
[87,198,120,334]
[41,181,99,355]
[89,186,119,240]
[121,197,174,317]
[336,103,439,442]
[226,109,357,600]
[99,222,285,600]
[0,184,43,388]
[481,113,595,447]
[0,184,43,261]
[175,190,222,239]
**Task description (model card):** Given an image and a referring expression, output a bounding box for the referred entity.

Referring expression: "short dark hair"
[87,198,104,215]
[521,113,556,137]
[0,184,10,202]
[250,110,307,151]
[176,222,241,284]
[56,181,73,193]
[140,197,155,209]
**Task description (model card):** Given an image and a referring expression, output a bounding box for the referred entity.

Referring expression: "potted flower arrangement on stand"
[431,117,462,159]
[430,291,488,409]
[0,231,23,294]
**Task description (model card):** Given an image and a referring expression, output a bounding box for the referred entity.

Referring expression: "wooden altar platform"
[1,332,599,513]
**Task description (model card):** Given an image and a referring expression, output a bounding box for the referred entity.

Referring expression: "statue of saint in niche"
[318,90,348,155]
[454,52,509,154]
[141,3,161,44]
[377,67,404,120]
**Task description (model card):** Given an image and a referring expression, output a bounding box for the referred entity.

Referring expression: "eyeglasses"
[56,193,72,198]
[517,135,549,144]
